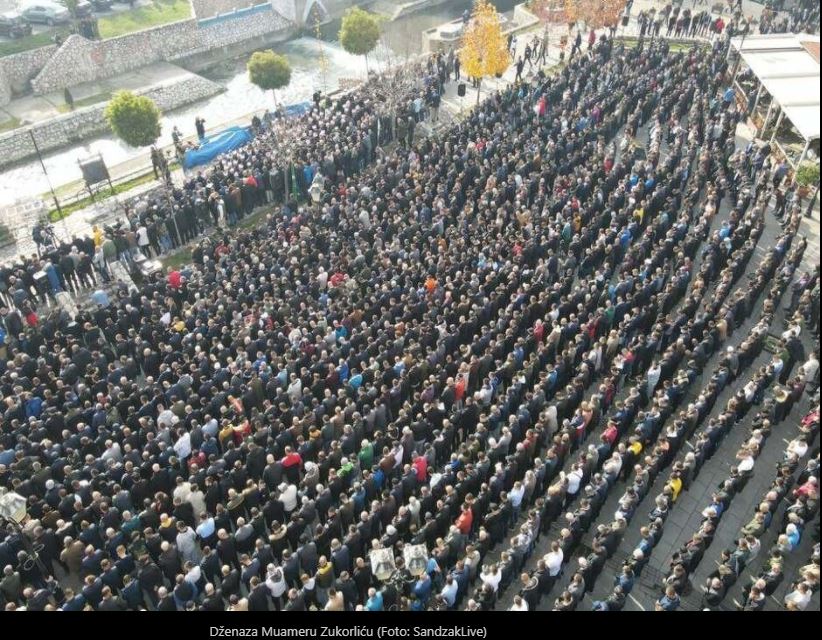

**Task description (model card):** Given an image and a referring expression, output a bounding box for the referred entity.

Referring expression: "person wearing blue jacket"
[413,572,432,606]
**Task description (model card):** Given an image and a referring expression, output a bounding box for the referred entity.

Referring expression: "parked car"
[20,2,71,25]
[89,0,113,11]
[0,11,33,38]
[56,0,94,18]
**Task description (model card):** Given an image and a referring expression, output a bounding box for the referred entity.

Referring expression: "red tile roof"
[801,41,820,63]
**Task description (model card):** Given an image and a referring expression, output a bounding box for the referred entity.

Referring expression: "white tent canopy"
[731,33,821,142]
[781,105,820,142]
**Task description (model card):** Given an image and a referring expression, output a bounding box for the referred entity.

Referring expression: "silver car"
[20,2,71,26]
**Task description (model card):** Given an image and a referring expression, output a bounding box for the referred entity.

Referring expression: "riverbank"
[0,64,223,171]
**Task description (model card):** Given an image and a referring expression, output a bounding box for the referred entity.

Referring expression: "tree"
[105,91,161,148]
[564,0,626,30]
[795,161,820,190]
[339,6,381,73]
[459,0,510,104]
[795,161,820,217]
[247,50,292,98]
[63,0,79,16]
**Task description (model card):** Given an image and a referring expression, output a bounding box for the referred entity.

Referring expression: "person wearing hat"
[773,386,792,423]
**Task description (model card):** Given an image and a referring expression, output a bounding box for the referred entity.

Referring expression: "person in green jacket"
[358,439,374,470]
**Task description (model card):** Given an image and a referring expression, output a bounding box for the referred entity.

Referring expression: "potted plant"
[795,161,819,199]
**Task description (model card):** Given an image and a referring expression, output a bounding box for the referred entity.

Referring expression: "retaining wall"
[0,74,223,169]
[30,8,294,95]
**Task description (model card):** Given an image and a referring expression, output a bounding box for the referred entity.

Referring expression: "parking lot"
[0,0,152,43]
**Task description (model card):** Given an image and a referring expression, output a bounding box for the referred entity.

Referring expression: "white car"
[19,1,71,26]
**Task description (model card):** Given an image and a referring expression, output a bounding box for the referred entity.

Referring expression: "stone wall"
[191,8,294,51]
[0,74,223,169]
[0,45,58,105]
[191,0,261,19]
[31,21,201,95]
[30,7,294,95]
[1,0,369,104]
[271,0,297,22]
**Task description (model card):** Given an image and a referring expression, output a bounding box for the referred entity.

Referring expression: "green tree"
[63,0,80,31]
[796,161,820,189]
[339,7,381,73]
[63,0,79,14]
[247,50,292,97]
[104,91,161,148]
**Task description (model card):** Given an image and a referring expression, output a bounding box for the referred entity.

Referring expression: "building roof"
[801,41,819,63]
[731,33,820,141]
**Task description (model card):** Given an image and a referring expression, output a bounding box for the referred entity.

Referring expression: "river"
[0,0,518,208]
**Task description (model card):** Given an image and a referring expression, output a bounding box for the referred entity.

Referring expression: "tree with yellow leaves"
[459,0,511,104]
[564,0,626,30]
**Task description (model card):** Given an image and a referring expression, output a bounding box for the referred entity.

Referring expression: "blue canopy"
[183,125,254,169]
[283,101,311,117]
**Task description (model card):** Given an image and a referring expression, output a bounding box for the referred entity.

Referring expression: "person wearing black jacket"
[335,571,358,611]
[519,573,540,610]
[137,557,163,606]
[200,583,225,611]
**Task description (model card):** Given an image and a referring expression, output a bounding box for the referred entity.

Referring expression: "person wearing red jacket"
[167,269,181,289]
[282,447,302,484]
[455,504,473,535]
[604,156,614,173]
[412,452,428,482]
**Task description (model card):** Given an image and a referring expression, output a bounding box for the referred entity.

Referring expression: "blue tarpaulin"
[283,102,311,117]
[183,126,253,169]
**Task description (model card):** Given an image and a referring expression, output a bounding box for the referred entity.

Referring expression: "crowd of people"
[636,5,731,40]
[1,55,453,313]
[758,0,820,35]
[633,0,820,40]
[0,20,819,615]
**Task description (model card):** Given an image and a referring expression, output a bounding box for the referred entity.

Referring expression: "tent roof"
[731,33,814,52]
[780,104,820,141]
[743,49,820,79]
[731,33,821,141]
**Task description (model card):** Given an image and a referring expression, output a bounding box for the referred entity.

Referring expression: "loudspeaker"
[78,155,110,187]
[622,15,629,26]
[457,83,466,97]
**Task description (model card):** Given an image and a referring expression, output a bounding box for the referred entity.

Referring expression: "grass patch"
[160,206,272,271]
[0,29,68,56]
[0,115,21,133]
[162,247,193,271]
[47,159,180,220]
[618,38,703,53]
[97,0,192,39]
[57,91,113,113]
[48,170,159,221]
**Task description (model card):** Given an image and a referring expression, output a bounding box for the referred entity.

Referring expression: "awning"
[730,33,821,142]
